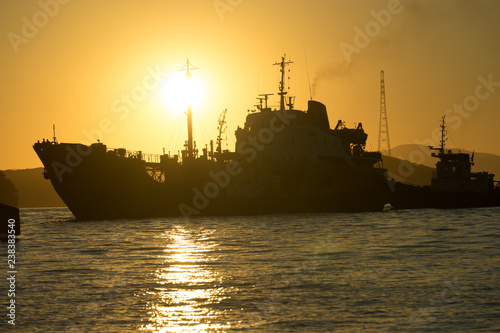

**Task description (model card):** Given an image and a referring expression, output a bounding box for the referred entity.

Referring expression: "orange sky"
[1,0,500,170]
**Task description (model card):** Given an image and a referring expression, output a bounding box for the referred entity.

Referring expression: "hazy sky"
[1,0,500,170]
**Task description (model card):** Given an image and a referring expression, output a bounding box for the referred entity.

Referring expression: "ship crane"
[216,108,228,154]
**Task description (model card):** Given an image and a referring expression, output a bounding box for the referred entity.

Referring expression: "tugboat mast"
[430,115,447,158]
[273,54,293,110]
[438,115,446,157]
[179,59,199,159]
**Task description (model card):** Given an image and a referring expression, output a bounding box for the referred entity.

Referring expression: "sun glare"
[160,69,206,112]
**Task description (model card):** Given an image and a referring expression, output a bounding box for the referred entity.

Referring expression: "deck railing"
[108,148,162,163]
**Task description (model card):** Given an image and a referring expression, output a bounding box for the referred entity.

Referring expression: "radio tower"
[378,70,391,156]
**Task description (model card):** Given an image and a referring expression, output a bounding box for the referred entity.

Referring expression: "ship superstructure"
[34,55,391,220]
[430,116,496,193]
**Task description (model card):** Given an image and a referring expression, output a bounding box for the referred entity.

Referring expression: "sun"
[159,63,206,112]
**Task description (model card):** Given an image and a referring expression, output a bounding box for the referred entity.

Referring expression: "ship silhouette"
[34,56,391,220]
[390,116,500,209]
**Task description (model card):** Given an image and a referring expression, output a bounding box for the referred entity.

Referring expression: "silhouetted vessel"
[0,171,20,240]
[390,116,500,209]
[1,203,20,241]
[33,56,391,220]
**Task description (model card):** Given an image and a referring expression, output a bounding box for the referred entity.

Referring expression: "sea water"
[1,207,499,332]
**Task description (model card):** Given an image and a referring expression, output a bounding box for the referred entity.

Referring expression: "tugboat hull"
[390,182,500,210]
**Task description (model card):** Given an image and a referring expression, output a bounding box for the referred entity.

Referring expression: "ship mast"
[179,59,199,159]
[430,115,447,158]
[438,115,446,156]
[273,54,293,110]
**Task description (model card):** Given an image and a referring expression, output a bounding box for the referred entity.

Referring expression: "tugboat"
[390,116,500,209]
[33,55,391,220]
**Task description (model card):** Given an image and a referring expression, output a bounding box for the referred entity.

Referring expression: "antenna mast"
[430,115,447,158]
[52,124,57,143]
[439,115,446,156]
[273,54,293,110]
[378,70,391,156]
[179,59,199,159]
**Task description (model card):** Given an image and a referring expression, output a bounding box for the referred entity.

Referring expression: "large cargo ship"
[390,116,500,209]
[34,56,391,220]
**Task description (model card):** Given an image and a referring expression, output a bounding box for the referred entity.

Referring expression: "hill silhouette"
[2,168,65,208]
[0,170,18,207]
[382,155,434,186]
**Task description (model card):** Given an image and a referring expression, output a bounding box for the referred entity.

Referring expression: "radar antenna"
[179,58,198,78]
[259,93,273,110]
[287,96,295,110]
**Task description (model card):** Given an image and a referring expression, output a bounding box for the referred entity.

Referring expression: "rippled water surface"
[1,207,500,332]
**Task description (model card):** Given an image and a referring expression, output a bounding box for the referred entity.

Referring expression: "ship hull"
[34,142,390,220]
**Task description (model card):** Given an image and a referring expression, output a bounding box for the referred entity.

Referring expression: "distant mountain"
[391,144,500,178]
[391,144,436,168]
[382,155,434,186]
[2,168,65,208]
[471,152,500,177]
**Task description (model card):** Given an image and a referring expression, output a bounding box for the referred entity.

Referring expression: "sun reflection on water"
[140,226,231,332]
